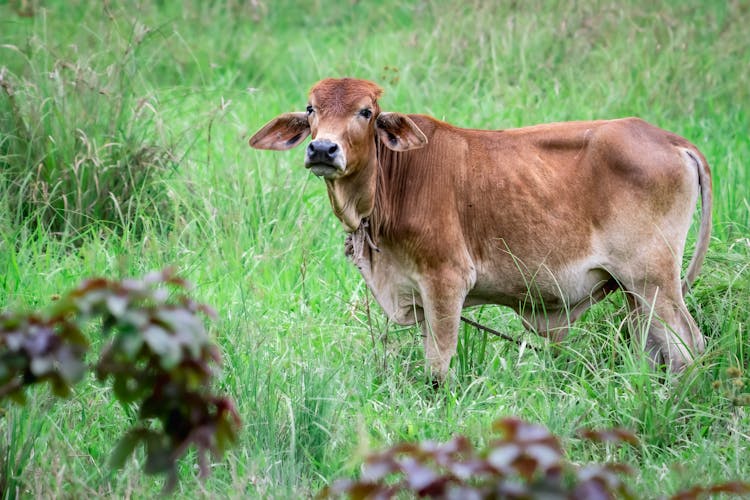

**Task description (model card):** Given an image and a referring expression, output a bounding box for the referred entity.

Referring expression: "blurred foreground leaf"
[0,268,240,492]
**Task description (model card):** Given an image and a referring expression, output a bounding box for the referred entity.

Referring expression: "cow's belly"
[347,228,611,324]
[467,254,611,311]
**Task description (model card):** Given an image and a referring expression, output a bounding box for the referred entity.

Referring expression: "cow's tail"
[682,147,713,295]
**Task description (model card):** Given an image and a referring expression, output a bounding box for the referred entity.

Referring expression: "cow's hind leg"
[620,271,704,371]
[520,308,574,343]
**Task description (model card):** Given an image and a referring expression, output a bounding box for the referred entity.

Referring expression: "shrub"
[0,18,176,236]
[322,417,749,499]
[0,269,240,492]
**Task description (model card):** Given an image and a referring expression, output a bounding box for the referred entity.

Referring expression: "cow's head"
[249,78,427,180]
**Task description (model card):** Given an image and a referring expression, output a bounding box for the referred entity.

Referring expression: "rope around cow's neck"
[359,217,380,252]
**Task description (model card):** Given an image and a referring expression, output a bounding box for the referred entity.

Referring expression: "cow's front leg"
[418,272,471,382]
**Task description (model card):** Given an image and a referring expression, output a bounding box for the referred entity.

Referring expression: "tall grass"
[0,8,177,237]
[0,0,748,498]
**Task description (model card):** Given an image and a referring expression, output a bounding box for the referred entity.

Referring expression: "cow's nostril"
[307,143,316,154]
[328,144,339,155]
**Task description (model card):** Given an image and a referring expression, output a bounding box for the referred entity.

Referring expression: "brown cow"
[249,78,712,381]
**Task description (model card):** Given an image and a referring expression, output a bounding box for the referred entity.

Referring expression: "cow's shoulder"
[403,114,446,141]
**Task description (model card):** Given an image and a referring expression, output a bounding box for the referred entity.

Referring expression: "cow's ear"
[375,112,428,151]
[249,112,311,150]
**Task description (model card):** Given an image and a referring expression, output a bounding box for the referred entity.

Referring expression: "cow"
[249,77,712,381]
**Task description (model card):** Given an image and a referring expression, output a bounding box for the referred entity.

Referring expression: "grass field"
[1,1,748,497]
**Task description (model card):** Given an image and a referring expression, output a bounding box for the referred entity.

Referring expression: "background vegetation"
[1,0,748,497]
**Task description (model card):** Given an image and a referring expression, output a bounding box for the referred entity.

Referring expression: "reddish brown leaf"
[399,456,443,493]
[363,455,399,481]
[571,478,614,500]
[671,481,750,500]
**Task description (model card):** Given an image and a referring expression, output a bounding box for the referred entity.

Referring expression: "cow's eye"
[306,105,314,115]
[359,108,372,119]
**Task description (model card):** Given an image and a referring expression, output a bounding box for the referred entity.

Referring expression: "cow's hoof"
[430,377,442,391]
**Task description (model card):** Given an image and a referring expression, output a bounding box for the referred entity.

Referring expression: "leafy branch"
[322,418,749,500]
[0,269,240,491]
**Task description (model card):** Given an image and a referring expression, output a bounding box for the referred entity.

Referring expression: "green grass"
[1,0,748,497]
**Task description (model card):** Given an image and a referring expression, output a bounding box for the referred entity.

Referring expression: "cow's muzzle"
[305,139,345,178]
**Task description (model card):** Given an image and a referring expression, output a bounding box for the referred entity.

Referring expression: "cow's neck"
[324,149,378,232]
